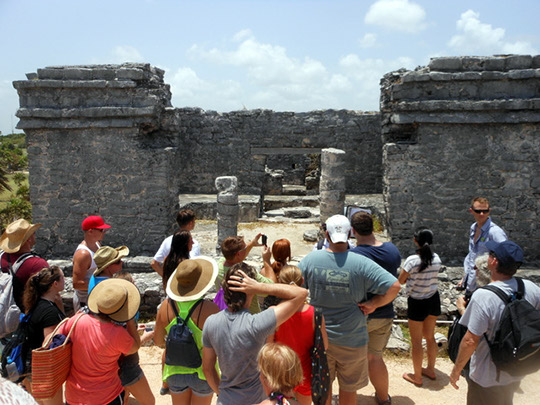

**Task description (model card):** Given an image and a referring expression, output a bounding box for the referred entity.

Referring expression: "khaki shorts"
[367,318,393,356]
[327,343,368,392]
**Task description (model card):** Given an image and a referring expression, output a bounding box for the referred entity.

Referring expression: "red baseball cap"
[82,215,111,231]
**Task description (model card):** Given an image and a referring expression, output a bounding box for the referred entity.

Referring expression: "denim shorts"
[167,373,213,396]
[119,352,144,386]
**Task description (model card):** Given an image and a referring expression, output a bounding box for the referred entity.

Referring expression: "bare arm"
[260,245,277,282]
[398,269,409,285]
[228,270,308,327]
[153,299,170,348]
[151,259,164,277]
[202,347,220,394]
[359,281,401,315]
[72,249,92,291]
[450,330,480,389]
[245,233,263,256]
[125,319,141,355]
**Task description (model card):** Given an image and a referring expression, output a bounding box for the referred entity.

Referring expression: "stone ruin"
[12,55,540,267]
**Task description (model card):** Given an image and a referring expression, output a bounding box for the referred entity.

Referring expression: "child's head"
[277,265,302,287]
[257,343,303,394]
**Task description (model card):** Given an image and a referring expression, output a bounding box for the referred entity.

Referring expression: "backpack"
[0,312,32,382]
[0,251,37,338]
[447,315,469,371]
[483,277,540,377]
[311,310,330,405]
[165,298,203,368]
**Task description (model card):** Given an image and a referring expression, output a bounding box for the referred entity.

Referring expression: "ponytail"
[414,227,434,272]
[23,266,62,313]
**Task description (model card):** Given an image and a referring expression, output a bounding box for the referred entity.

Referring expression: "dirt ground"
[132,345,539,405]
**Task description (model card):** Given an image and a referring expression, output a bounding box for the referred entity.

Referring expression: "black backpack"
[0,312,32,382]
[483,277,540,377]
[165,299,203,368]
[447,315,469,371]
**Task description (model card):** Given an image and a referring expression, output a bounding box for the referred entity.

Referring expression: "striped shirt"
[402,253,441,299]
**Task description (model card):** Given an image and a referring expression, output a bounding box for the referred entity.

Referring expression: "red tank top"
[274,305,315,395]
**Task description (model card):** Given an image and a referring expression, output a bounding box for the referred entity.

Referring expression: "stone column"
[216,176,239,253]
[319,148,346,224]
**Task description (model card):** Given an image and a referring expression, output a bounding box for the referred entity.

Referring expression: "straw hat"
[166,257,218,302]
[88,278,140,322]
[93,245,129,276]
[0,219,42,253]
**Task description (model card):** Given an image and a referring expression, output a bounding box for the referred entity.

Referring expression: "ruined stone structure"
[13,64,381,257]
[381,55,540,262]
[13,56,540,264]
[319,148,346,223]
[215,176,239,252]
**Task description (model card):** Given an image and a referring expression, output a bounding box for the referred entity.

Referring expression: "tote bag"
[310,310,330,405]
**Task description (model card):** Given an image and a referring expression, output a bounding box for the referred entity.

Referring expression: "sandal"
[375,394,392,404]
[402,372,423,387]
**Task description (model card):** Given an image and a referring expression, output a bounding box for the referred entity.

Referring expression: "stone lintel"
[13,79,138,90]
[16,106,158,119]
[388,111,540,125]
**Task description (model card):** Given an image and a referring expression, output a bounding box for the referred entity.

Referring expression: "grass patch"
[0,172,29,208]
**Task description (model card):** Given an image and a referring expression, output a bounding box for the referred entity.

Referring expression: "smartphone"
[262,234,267,246]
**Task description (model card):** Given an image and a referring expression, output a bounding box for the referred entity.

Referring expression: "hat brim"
[166,256,218,302]
[328,232,349,243]
[93,246,130,276]
[88,278,140,322]
[94,224,111,230]
[0,223,42,253]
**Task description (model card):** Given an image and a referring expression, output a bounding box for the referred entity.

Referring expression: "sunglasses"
[471,208,490,214]
[92,228,107,233]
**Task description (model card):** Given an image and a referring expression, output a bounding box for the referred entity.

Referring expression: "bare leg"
[125,375,155,405]
[407,319,424,384]
[171,389,192,405]
[368,353,389,402]
[422,315,438,378]
[338,388,357,405]
[191,392,214,405]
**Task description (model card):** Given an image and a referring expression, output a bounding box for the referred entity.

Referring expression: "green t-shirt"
[299,250,397,347]
[216,257,273,314]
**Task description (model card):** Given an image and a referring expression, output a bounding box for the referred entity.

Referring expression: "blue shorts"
[167,373,213,396]
[119,353,144,386]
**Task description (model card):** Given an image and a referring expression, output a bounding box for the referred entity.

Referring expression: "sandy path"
[131,346,538,405]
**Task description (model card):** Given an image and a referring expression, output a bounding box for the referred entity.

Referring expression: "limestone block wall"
[381,55,540,263]
[14,63,382,257]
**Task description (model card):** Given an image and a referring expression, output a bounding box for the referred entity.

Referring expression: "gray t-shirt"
[460,278,540,387]
[202,308,276,405]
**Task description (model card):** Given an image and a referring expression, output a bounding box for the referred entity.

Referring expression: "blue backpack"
[1,312,32,382]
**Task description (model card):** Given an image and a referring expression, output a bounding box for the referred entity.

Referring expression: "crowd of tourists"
[0,196,539,405]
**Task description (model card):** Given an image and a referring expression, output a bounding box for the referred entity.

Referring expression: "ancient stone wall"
[14,63,382,257]
[381,56,540,263]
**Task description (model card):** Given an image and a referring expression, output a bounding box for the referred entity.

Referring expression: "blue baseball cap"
[485,240,524,267]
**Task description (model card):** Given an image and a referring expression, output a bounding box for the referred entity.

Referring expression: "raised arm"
[260,245,277,282]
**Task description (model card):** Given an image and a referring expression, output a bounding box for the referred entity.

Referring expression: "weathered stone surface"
[283,207,312,218]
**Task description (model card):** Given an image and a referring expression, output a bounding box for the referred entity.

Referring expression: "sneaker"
[160,387,170,395]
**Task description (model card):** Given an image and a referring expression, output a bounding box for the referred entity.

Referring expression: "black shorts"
[407,291,441,322]
[118,352,144,386]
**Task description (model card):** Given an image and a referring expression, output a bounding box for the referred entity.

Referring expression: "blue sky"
[0,0,538,135]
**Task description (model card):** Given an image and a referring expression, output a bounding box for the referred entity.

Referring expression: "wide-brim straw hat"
[93,245,129,276]
[166,256,218,302]
[88,278,140,322]
[0,218,42,253]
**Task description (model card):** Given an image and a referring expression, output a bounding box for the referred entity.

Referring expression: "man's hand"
[456,296,467,315]
[249,233,264,248]
[449,368,461,389]
[358,300,376,315]
[228,270,260,294]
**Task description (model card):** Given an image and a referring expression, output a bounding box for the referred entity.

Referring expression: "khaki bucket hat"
[166,257,218,302]
[0,218,42,253]
[88,278,140,322]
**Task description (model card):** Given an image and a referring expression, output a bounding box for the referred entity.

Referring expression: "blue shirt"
[299,250,397,347]
[463,218,507,292]
[351,242,401,319]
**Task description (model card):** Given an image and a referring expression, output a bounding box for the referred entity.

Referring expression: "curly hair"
[222,262,257,312]
[258,343,303,393]
[23,266,62,313]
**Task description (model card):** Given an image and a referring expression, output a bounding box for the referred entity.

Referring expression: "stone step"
[282,184,306,196]
[263,195,319,211]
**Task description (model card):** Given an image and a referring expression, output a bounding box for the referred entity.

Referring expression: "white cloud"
[365,0,427,34]
[448,10,537,55]
[359,33,378,49]
[110,45,144,63]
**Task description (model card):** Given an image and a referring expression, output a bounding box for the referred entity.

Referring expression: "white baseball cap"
[326,215,351,243]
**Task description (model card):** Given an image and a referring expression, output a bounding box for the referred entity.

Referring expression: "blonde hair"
[277,265,302,286]
[258,343,303,393]
[112,270,134,284]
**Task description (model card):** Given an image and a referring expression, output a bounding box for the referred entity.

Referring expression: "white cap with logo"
[325,215,351,243]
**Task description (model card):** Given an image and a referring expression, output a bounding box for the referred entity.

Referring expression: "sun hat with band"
[93,245,129,276]
[0,218,42,253]
[88,278,140,322]
[166,256,218,302]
